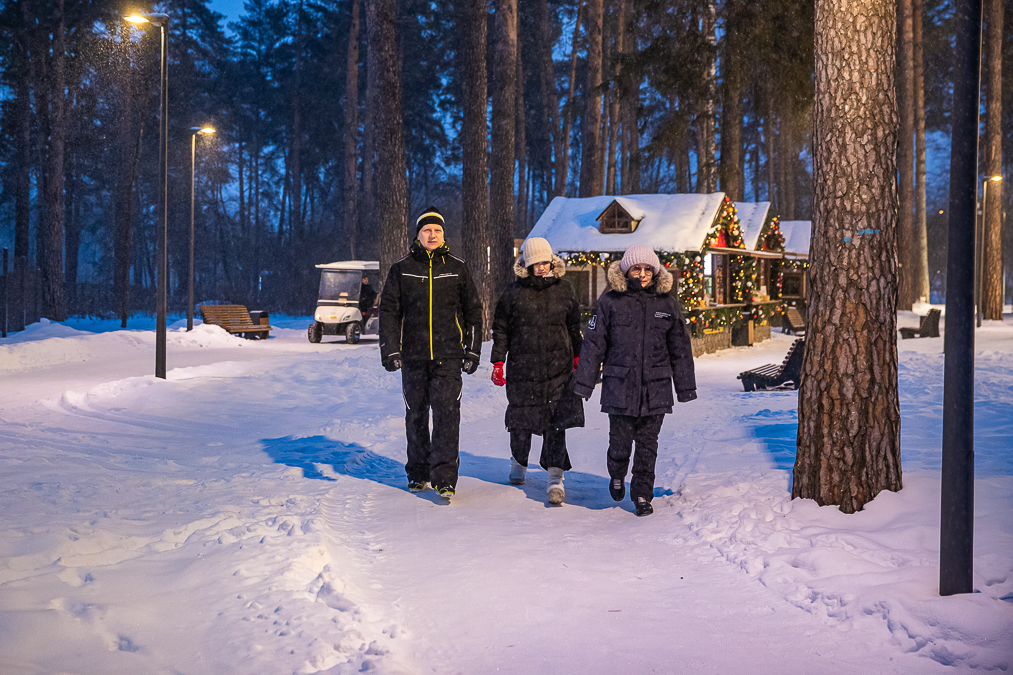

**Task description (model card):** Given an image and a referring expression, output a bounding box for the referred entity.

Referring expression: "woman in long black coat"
[491,237,584,505]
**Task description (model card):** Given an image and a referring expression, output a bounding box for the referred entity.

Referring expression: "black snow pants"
[510,428,572,471]
[401,359,463,490]
[607,414,665,503]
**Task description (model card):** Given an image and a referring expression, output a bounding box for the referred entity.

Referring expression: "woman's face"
[627,263,654,285]
[532,261,552,277]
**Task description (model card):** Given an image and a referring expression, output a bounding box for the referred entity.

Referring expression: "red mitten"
[573,355,580,371]
[491,362,506,387]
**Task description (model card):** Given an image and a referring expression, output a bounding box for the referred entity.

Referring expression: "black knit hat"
[415,206,445,235]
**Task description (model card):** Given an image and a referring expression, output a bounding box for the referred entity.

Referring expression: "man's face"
[532,261,551,277]
[419,223,445,251]
[627,263,654,285]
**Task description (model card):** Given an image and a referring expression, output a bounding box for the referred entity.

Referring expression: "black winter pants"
[510,428,572,471]
[401,360,462,490]
[607,414,665,502]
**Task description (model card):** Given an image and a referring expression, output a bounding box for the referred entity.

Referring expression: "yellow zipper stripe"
[429,252,434,360]
[456,317,463,342]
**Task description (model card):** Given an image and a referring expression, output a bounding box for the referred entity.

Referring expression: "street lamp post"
[977,174,1003,327]
[126,11,170,378]
[189,126,215,331]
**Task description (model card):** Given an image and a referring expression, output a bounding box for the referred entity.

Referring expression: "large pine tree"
[795,0,903,513]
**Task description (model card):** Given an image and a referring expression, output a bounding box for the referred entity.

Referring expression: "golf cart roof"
[315,260,380,271]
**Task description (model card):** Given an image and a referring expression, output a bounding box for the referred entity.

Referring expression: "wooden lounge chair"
[899,308,941,339]
[199,304,272,339]
[782,306,807,335]
[737,339,805,392]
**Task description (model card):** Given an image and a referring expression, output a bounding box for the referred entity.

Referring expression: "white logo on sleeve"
[655,311,672,319]
[588,315,597,329]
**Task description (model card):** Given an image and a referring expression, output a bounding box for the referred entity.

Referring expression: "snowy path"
[1,316,1011,673]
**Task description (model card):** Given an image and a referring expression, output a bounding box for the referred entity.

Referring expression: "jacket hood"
[514,253,567,279]
[606,260,674,294]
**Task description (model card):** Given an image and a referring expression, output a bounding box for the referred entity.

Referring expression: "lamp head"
[125,12,168,26]
[191,126,216,135]
[989,175,1002,182]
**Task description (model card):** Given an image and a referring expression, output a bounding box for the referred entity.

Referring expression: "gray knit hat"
[620,245,661,274]
[522,237,554,266]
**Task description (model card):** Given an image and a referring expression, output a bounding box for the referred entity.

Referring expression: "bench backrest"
[920,308,941,337]
[200,304,255,327]
[782,338,806,379]
[785,307,806,329]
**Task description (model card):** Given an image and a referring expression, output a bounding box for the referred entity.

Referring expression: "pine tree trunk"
[457,0,491,338]
[627,84,640,193]
[42,0,66,322]
[290,0,305,245]
[367,0,409,279]
[362,60,376,259]
[719,14,743,201]
[699,2,718,193]
[579,0,603,196]
[557,3,583,197]
[913,0,930,302]
[345,0,361,258]
[115,23,143,327]
[607,0,625,195]
[796,0,903,514]
[490,0,518,300]
[982,0,1004,319]
[765,93,776,205]
[515,48,528,234]
[535,0,560,199]
[896,0,915,309]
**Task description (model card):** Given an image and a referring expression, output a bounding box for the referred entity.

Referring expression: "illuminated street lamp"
[976,174,1002,328]
[126,11,170,378]
[188,126,215,331]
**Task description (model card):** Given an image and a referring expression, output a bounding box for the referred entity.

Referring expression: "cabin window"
[599,214,635,234]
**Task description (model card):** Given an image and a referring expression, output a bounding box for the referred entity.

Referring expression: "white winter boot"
[509,457,527,485]
[547,468,565,505]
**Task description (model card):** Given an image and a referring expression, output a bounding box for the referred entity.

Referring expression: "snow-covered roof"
[779,221,812,256]
[527,193,728,253]
[315,260,380,271]
[735,201,772,250]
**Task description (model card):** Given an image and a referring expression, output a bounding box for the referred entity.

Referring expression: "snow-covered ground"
[1,310,1011,674]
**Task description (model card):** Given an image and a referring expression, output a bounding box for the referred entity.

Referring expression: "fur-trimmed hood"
[514,253,567,279]
[605,260,674,294]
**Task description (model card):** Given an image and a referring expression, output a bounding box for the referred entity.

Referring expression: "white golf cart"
[308,260,380,344]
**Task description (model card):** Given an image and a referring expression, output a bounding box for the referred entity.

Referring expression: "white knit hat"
[620,245,661,274]
[522,237,554,266]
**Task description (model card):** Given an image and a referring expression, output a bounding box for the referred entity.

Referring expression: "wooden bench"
[899,308,941,339]
[782,306,806,335]
[199,304,272,339]
[737,338,805,392]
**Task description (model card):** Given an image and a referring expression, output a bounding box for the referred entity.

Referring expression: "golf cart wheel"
[308,322,322,343]
[345,321,361,344]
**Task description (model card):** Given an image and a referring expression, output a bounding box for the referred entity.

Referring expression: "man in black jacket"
[379,206,483,499]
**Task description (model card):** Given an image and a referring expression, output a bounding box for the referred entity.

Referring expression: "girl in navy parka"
[572,245,697,516]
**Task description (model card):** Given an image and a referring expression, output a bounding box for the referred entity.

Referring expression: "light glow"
[124,14,149,23]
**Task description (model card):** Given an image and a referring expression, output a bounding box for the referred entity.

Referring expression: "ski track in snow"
[0,316,1011,673]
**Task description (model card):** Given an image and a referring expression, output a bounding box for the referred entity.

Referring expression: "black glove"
[677,389,697,403]
[462,353,480,375]
[383,353,402,372]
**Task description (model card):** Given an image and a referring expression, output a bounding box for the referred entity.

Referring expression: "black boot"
[635,497,653,516]
[609,478,625,502]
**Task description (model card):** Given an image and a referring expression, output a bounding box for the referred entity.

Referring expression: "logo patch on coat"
[655,311,672,319]
[588,314,597,329]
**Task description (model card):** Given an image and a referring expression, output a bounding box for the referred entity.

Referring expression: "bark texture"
[344,0,361,258]
[579,0,603,197]
[896,0,915,309]
[490,0,518,302]
[982,0,1004,320]
[913,0,930,302]
[42,0,67,321]
[795,0,903,513]
[557,2,583,197]
[367,0,409,279]
[457,0,491,338]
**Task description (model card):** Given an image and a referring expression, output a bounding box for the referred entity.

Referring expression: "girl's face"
[627,264,654,285]
[532,261,551,277]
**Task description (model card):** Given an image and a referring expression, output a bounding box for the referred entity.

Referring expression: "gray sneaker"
[509,457,527,485]
[547,468,565,505]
